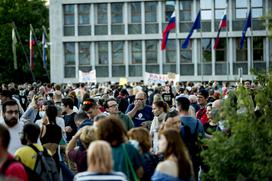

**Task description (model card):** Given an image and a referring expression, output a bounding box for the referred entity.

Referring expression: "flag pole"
[12,22,36,82]
[200,10,203,83]
[30,24,50,81]
[226,1,229,81]
[250,0,253,78]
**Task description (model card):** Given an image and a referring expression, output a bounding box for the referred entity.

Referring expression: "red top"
[196,107,209,125]
[0,153,28,181]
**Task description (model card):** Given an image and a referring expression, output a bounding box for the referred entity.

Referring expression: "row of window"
[64,0,264,26]
[64,37,264,68]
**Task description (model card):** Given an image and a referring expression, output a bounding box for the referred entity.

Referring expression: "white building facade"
[49,0,271,83]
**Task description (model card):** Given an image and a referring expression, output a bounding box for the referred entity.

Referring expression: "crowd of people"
[0,80,257,181]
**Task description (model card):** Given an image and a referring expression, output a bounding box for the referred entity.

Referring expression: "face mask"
[39,111,46,118]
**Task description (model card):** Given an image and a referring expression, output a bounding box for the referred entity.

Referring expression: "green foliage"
[0,0,49,83]
[202,72,272,181]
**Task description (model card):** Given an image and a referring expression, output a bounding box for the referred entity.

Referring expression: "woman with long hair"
[150,101,169,153]
[40,105,62,171]
[152,129,194,181]
[74,140,127,181]
[20,95,44,123]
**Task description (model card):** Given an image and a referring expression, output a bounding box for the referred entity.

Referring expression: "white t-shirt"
[0,119,23,155]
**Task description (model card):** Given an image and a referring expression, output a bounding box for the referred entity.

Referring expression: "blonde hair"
[30,95,43,107]
[87,140,112,173]
[79,126,96,149]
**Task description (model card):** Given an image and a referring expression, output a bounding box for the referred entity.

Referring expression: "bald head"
[212,99,223,109]
[135,91,146,100]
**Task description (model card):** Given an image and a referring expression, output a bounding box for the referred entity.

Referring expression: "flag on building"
[42,32,47,69]
[240,9,252,49]
[29,29,35,70]
[182,10,201,49]
[12,28,18,70]
[161,11,176,50]
[213,11,227,49]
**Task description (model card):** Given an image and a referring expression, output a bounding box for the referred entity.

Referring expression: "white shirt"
[0,119,23,155]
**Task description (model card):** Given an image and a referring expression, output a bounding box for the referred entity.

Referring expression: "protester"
[152,129,194,181]
[66,126,96,172]
[96,116,144,180]
[20,95,44,123]
[0,100,23,154]
[74,140,127,181]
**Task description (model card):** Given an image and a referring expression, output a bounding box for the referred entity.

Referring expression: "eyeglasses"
[135,98,144,101]
[108,104,118,108]
[5,110,19,115]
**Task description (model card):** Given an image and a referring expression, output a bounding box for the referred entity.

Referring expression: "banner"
[119,78,127,86]
[144,72,179,85]
[79,70,96,83]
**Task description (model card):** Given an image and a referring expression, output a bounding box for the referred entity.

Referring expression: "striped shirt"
[74,171,128,181]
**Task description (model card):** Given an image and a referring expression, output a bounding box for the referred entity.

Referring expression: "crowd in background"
[0,79,258,181]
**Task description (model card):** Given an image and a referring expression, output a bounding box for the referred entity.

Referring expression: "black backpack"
[27,144,59,181]
[180,120,203,158]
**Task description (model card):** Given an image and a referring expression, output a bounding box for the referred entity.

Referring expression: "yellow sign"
[119,78,127,85]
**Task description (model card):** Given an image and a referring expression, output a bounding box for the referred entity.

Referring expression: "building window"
[131,41,142,64]
[180,39,192,62]
[78,4,91,35]
[252,0,263,18]
[165,1,175,21]
[145,2,157,22]
[79,43,90,65]
[253,37,263,61]
[215,0,226,19]
[111,3,123,24]
[112,41,124,64]
[179,1,192,21]
[236,38,247,61]
[97,42,108,65]
[97,3,107,24]
[215,39,226,62]
[63,5,75,36]
[130,2,141,23]
[146,40,157,64]
[166,40,176,63]
[78,4,90,25]
[64,5,74,25]
[64,43,75,78]
[95,3,108,35]
[202,39,212,62]
[200,0,212,20]
[235,0,247,19]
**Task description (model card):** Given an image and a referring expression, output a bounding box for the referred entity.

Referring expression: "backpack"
[180,120,203,158]
[27,144,59,181]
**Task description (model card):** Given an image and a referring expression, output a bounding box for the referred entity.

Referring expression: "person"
[96,116,144,180]
[126,92,154,128]
[0,89,24,116]
[14,123,59,181]
[196,89,209,125]
[176,96,205,180]
[74,111,93,129]
[0,100,23,154]
[62,97,77,142]
[40,105,62,171]
[150,101,168,153]
[128,127,159,181]
[104,98,134,131]
[151,129,194,181]
[74,140,127,181]
[117,89,130,114]
[162,110,181,132]
[0,124,28,181]
[20,95,44,123]
[203,103,218,136]
[66,126,96,172]
[161,85,175,108]
[81,98,106,121]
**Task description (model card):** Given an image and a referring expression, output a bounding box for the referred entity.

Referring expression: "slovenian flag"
[182,10,201,49]
[240,9,252,49]
[213,11,227,49]
[161,11,176,50]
